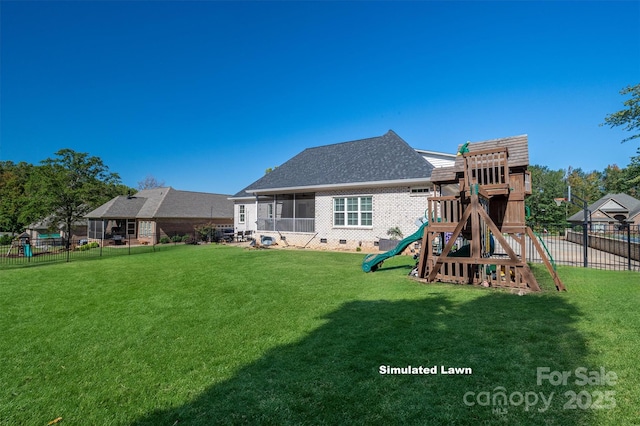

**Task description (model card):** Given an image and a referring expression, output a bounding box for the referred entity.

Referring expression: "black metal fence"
[526,223,640,271]
[0,231,228,267]
[3,225,638,271]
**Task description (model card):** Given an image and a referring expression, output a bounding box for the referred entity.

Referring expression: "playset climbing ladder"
[415,137,565,292]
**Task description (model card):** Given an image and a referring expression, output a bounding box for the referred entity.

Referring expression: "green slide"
[362,221,428,272]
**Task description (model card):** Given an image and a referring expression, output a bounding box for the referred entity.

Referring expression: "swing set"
[414,136,565,292]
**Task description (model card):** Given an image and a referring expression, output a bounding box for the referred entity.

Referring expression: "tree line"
[2,84,638,234]
[527,83,640,224]
[0,149,133,237]
[526,160,639,224]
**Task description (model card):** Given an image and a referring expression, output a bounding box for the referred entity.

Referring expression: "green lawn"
[1,245,638,425]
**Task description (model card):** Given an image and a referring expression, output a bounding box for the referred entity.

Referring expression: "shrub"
[183,236,197,245]
[171,235,182,243]
[0,234,13,245]
[195,223,216,242]
[387,226,404,240]
[74,241,100,251]
[159,236,171,244]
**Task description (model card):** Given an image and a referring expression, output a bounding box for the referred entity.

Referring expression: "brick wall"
[252,186,430,250]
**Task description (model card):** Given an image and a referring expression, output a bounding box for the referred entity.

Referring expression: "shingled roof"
[431,134,530,183]
[233,130,436,197]
[85,187,233,219]
[568,193,640,223]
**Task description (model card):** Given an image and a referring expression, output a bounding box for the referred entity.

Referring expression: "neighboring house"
[230,130,457,250]
[25,216,87,242]
[567,193,640,230]
[85,187,233,244]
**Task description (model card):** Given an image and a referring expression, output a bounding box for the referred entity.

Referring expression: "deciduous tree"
[137,174,165,190]
[0,161,35,233]
[29,149,123,247]
[526,165,567,224]
[602,83,640,144]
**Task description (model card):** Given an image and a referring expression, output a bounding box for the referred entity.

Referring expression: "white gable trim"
[415,149,456,169]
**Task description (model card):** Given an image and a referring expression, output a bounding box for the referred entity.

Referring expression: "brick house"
[230,130,457,250]
[85,187,233,244]
[567,193,640,230]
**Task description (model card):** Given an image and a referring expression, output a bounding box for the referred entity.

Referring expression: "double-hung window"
[239,205,246,223]
[334,196,372,227]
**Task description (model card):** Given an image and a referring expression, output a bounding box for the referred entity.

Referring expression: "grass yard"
[1,245,638,425]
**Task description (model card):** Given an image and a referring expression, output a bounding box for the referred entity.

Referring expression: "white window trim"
[333,196,373,228]
[239,205,246,224]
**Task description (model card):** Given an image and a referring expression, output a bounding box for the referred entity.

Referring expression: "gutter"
[240,177,433,196]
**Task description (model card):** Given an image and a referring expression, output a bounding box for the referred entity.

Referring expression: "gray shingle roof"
[86,195,148,218]
[85,187,233,219]
[153,189,232,218]
[233,130,434,197]
[431,134,530,183]
[567,193,640,222]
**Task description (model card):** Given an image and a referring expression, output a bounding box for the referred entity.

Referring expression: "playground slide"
[362,221,428,272]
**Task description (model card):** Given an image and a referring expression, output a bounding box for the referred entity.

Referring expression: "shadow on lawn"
[133,292,590,425]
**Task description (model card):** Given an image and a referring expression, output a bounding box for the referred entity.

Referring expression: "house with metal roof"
[85,187,233,244]
[230,130,457,249]
[567,193,640,229]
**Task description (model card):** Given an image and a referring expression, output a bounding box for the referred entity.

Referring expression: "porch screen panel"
[88,219,105,239]
[294,193,315,232]
[257,196,275,231]
[257,194,315,232]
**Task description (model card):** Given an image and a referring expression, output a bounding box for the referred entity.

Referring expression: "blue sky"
[1,1,639,194]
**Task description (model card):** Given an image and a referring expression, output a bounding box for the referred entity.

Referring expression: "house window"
[139,221,153,237]
[410,186,432,196]
[239,205,245,224]
[334,198,345,226]
[334,196,372,227]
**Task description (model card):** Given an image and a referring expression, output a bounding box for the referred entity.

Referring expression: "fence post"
[582,224,588,268]
[628,224,632,271]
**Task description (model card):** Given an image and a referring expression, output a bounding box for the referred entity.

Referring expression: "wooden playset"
[414,136,565,292]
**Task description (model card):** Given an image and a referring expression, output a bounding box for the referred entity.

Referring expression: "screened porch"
[256,193,315,233]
